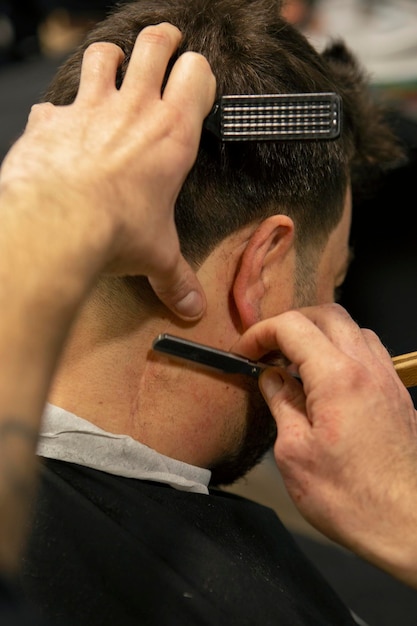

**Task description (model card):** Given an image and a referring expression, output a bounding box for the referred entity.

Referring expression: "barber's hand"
[236,304,417,586]
[0,23,216,320]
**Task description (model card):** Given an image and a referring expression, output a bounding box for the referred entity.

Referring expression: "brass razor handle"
[392,351,417,388]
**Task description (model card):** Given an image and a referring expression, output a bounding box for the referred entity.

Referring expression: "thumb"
[259,369,285,416]
[259,367,310,434]
[148,255,206,321]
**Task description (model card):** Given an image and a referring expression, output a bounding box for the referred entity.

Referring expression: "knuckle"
[156,268,194,304]
[362,327,378,342]
[28,102,54,123]
[182,51,210,72]
[139,23,181,48]
[281,309,303,324]
[178,51,217,91]
[329,302,348,317]
[83,41,121,62]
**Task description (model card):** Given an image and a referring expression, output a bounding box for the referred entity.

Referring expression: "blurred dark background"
[0,0,120,63]
[342,111,417,405]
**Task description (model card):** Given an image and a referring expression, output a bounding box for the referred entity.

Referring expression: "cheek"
[178,364,249,417]
[197,375,251,424]
[186,375,252,464]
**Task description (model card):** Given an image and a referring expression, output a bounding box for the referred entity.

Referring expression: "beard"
[208,265,316,487]
[208,376,277,487]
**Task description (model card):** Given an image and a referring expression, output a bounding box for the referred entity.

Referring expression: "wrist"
[0,181,114,305]
[0,181,116,420]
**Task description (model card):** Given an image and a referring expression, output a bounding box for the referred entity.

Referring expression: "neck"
[49,291,176,440]
[48,273,244,470]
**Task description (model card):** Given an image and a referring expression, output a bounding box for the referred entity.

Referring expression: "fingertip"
[132,22,183,59]
[149,256,207,322]
[164,50,217,118]
[27,102,54,122]
[83,40,125,61]
[172,289,206,320]
[139,22,183,42]
[155,22,183,41]
[77,42,125,100]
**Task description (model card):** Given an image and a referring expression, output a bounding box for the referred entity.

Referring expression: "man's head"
[45,0,399,276]
[46,0,402,485]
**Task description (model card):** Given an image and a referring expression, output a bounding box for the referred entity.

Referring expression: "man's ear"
[232,215,295,330]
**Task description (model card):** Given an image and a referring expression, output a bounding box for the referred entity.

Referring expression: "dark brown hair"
[43,0,402,302]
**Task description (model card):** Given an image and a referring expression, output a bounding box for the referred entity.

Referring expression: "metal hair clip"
[203,92,342,142]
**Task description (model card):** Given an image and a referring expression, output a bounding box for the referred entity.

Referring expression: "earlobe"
[232,215,294,331]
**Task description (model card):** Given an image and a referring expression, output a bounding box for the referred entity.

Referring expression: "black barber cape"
[20,458,359,626]
[0,576,50,626]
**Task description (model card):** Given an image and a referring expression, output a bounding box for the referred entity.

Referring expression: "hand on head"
[0,23,216,320]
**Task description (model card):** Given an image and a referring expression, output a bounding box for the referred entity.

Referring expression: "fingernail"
[175,291,204,318]
[260,370,284,401]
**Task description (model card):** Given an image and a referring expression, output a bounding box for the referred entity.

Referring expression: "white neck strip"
[37,404,211,495]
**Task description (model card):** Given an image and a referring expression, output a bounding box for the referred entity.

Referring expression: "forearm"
[0,184,110,573]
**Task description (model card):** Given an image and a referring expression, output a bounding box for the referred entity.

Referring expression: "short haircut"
[43,0,402,304]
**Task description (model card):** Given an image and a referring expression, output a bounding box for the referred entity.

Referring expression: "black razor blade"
[203,92,341,141]
[152,334,268,379]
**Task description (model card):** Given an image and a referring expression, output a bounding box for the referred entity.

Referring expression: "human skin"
[48,186,352,481]
[0,23,215,574]
[235,303,417,588]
